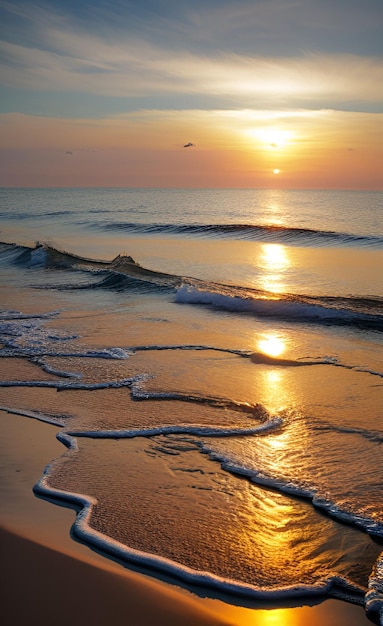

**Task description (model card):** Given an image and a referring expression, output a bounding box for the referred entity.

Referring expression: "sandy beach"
[1,0,382,609]
[0,409,375,626]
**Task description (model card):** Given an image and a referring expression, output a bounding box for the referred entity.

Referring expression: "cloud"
[0,0,382,113]
[1,108,381,152]
[1,32,382,110]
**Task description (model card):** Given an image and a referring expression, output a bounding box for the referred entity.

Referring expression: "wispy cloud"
[1,108,381,150]
[1,34,382,110]
[1,0,382,113]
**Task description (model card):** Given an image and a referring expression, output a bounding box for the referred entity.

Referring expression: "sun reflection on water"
[261,243,289,268]
[259,243,290,293]
[259,369,292,415]
[257,333,286,357]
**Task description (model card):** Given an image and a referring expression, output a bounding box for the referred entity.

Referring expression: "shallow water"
[0,187,382,620]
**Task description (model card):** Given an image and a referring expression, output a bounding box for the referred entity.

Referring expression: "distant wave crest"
[97,222,383,248]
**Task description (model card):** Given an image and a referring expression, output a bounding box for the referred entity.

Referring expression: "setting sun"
[256,128,294,149]
[273,169,280,174]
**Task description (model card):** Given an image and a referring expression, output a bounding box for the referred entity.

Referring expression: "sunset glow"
[0,1,382,189]
[251,128,294,149]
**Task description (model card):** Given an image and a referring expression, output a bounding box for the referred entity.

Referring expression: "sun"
[255,128,293,149]
[273,168,280,175]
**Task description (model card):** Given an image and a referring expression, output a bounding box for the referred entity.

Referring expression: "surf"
[1,241,382,332]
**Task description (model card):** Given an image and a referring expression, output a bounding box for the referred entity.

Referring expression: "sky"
[0,0,382,189]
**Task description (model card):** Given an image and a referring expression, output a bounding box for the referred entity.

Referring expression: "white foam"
[197,442,383,540]
[33,465,364,604]
[365,552,383,622]
[0,405,65,427]
[175,284,364,323]
[0,377,138,390]
[84,347,131,359]
[67,416,282,440]
[31,357,82,379]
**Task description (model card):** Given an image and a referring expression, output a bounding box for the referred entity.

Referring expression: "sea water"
[0,188,382,620]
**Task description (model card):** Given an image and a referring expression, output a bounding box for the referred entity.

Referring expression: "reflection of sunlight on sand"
[250,496,298,573]
[260,243,290,293]
[254,607,302,625]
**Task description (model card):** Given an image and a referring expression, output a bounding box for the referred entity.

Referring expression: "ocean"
[0,187,382,621]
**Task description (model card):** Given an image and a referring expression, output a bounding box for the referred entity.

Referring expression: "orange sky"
[1,109,381,189]
[1,1,382,189]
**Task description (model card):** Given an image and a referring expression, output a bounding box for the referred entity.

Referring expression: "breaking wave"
[1,242,382,332]
[175,284,383,331]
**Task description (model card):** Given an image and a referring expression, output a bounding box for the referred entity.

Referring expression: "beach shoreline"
[0,408,375,626]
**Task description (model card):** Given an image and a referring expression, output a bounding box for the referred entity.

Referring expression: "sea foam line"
[66,417,283,440]
[365,553,383,622]
[198,443,383,540]
[33,460,366,605]
[31,357,83,379]
[0,405,65,427]
[311,422,383,444]
[0,347,132,360]
[3,400,378,609]
[0,376,140,390]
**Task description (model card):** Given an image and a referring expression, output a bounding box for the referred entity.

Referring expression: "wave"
[52,271,175,294]
[175,284,383,332]
[3,346,382,612]
[0,377,137,391]
[97,222,383,248]
[0,209,76,220]
[199,441,383,541]
[25,415,380,612]
[28,425,371,608]
[365,556,383,621]
[34,466,366,605]
[311,421,383,444]
[2,242,382,332]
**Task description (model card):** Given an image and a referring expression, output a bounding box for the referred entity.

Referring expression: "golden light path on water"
[257,333,286,357]
[264,190,285,225]
[254,330,304,476]
[259,243,290,293]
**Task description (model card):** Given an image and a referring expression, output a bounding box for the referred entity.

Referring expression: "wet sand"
[0,408,375,625]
